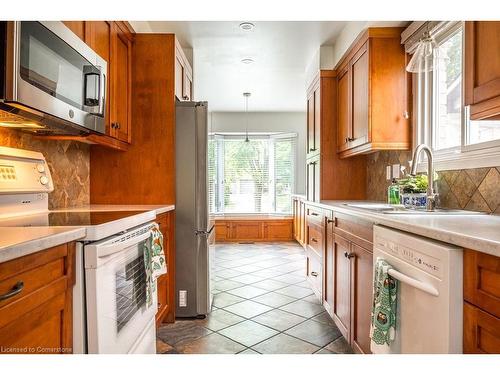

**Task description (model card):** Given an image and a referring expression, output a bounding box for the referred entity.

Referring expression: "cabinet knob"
[345,137,354,143]
[403,110,410,119]
[344,251,355,259]
[327,219,334,224]
[183,95,189,100]
[310,271,319,277]
[311,237,318,243]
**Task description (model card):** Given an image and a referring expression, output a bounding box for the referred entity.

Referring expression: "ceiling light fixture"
[239,22,255,31]
[241,58,254,64]
[243,92,251,142]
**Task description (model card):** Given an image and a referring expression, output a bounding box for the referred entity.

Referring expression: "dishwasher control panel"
[375,235,443,278]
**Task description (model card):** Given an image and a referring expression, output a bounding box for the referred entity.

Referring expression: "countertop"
[0,227,86,264]
[0,204,175,264]
[313,200,500,257]
[51,204,175,215]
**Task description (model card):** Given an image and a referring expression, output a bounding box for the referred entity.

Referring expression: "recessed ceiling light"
[239,22,255,31]
[241,58,254,64]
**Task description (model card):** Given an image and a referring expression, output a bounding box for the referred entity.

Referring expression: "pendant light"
[406,30,438,73]
[243,92,251,142]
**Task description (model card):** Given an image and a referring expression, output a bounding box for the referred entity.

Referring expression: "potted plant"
[397,174,429,208]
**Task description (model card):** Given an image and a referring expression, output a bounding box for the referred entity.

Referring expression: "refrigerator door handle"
[195,225,214,236]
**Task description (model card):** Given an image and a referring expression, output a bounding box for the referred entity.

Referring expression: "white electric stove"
[0,146,158,354]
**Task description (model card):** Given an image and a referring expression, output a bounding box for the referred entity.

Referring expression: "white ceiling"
[130,21,352,112]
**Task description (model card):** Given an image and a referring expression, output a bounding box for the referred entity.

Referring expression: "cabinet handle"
[116,122,121,130]
[327,219,334,224]
[344,251,355,259]
[183,95,189,100]
[309,161,317,165]
[311,271,319,277]
[309,148,317,152]
[311,212,319,216]
[311,237,318,243]
[345,137,354,143]
[403,110,410,119]
[0,281,24,301]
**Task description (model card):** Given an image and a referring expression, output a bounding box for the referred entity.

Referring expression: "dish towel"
[143,223,167,307]
[370,257,398,354]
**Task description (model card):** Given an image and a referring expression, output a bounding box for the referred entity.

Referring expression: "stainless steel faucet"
[410,144,437,211]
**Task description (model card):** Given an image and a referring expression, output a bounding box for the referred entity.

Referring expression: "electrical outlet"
[386,165,392,180]
[392,164,401,179]
[179,290,187,307]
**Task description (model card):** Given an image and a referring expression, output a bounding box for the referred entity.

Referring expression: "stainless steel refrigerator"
[175,101,214,318]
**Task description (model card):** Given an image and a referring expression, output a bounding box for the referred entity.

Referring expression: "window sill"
[416,144,500,172]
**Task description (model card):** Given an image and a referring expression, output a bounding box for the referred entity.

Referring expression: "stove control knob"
[39,175,49,185]
[36,164,45,173]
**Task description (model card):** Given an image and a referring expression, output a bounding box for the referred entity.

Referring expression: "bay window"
[208,133,297,214]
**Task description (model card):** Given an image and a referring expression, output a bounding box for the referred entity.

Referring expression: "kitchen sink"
[343,203,486,215]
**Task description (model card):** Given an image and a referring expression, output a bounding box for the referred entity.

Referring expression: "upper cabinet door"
[350,42,369,149]
[464,21,500,119]
[307,92,315,156]
[111,23,132,143]
[314,87,321,153]
[337,66,350,152]
[85,21,112,133]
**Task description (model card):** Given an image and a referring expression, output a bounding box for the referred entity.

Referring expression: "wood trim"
[215,218,293,242]
[36,134,129,151]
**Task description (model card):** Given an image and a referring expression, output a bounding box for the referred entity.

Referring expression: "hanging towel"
[143,223,167,307]
[370,257,398,354]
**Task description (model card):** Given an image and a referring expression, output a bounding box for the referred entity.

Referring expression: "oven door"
[5,21,106,134]
[84,227,157,354]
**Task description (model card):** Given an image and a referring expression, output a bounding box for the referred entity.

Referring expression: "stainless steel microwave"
[0,21,107,135]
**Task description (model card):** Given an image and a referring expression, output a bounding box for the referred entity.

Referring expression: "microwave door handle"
[97,231,151,258]
[387,268,439,297]
[99,70,105,116]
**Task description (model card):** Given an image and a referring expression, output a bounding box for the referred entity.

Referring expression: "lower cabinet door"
[324,232,335,314]
[332,234,351,341]
[464,302,500,353]
[350,243,373,354]
[307,248,323,301]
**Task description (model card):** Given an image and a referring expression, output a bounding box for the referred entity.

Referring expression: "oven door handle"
[98,231,152,258]
[388,268,439,297]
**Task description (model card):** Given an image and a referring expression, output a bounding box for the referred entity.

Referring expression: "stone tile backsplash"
[366,150,500,214]
[0,129,90,209]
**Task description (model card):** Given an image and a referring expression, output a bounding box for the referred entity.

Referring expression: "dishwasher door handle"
[388,269,439,297]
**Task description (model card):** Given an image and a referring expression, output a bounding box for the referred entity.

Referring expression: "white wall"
[210,111,307,194]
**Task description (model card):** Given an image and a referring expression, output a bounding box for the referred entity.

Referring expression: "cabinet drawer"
[307,222,324,258]
[464,250,500,318]
[306,205,324,226]
[464,302,500,354]
[0,245,69,310]
[334,212,373,250]
[307,249,322,300]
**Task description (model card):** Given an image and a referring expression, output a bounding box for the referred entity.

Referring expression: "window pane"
[469,119,500,145]
[274,138,295,213]
[208,134,296,214]
[224,138,270,213]
[433,28,462,150]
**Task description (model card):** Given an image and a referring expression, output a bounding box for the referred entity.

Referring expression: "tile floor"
[156,241,353,354]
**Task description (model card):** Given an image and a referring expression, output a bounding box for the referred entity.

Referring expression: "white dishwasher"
[373,225,463,353]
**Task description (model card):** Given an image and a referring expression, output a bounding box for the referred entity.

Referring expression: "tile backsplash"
[0,129,90,209]
[366,150,500,214]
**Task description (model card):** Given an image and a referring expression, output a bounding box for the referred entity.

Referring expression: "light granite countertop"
[0,204,175,264]
[51,204,175,215]
[315,200,500,258]
[0,227,86,264]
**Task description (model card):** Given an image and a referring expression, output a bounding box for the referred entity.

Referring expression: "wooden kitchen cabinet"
[62,21,86,40]
[330,212,374,354]
[305,71,366,203]
[175,40,193,101]
[350,242,374,354]
[463,249,500,353]
[155,211,175,325]
[335,27,410,158]
[332,233,352,341]
[0,243,75,354]
[214,219,293,242]
[464,22,500,119]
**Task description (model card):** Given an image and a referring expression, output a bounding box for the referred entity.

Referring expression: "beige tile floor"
[156,241,353,354]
